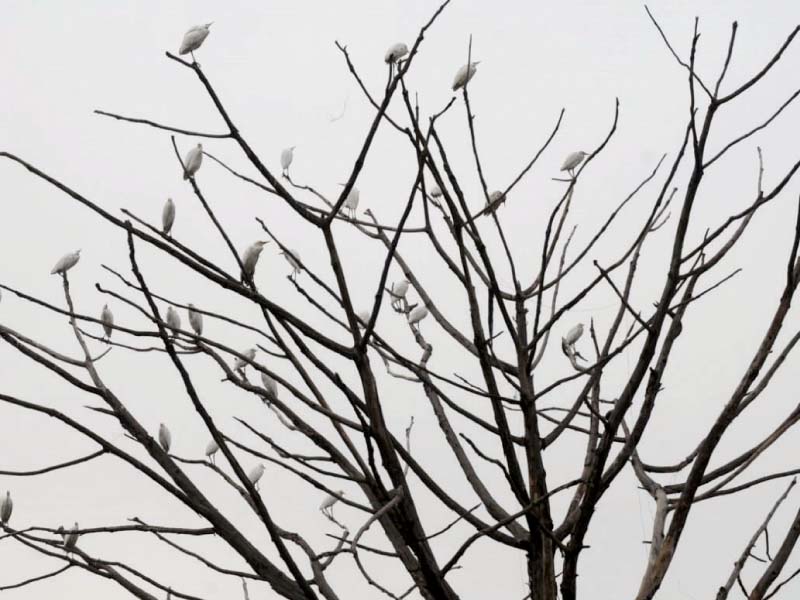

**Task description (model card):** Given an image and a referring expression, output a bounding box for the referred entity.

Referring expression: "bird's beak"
[207,22,214,27]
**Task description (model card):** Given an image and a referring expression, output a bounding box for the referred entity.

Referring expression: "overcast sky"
[3,1,800,599]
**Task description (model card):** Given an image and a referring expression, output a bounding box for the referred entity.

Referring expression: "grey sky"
[2,1,800,598]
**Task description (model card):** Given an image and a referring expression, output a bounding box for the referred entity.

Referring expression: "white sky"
[2,1,800,599]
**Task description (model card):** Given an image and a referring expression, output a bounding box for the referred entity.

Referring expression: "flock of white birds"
[12,23,590,536]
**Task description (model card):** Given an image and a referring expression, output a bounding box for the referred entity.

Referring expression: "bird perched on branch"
[234,348,256,372]
[320,490,345,516]
[0,491,12,525]
[187,304,203,337]
[356,309,370,328]
[205,439,219,463]
[241,241,268,282]
[280,146,295,177]
[338,184,360,219]
[51,250,81,275]
[179,23,212,62]
[248,463,265,489]
[486,190,506,214]
[385,42,408,64]
[562,323,586,363]
[280,248,302,280]
[183,144,203,180]
[452,61,480,91]
[166,306,181,336]
[162,198,176,236]
[408,304,429,331]
[100,304,114,340]
[560,151,587,177]
[158,423,172,452]
[261,372,278,399]
[389,279,409,310]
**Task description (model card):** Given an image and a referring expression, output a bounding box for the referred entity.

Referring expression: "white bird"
[280,248,302,280]
[390,280,409,309]
[391,279,409,299]
[166,306,181,336]
[179,23,213,60]
[564,323,584,346]
[100,304,114,340]
[234,348,256,372]
[261,372,278,399]
[338,184,360,219]
[242,241,268,281]
[430,185,443,199]
[356,309,370,327]
[205,439,219,463]
[562,323,586,363]
[486,190,506,213]
[280,146,295,177]
[320,490,345,513]
[452,61,480,91]
[561,151,587,175]
[158,423,172,452]
[248,463,265,487]
[0,491,12,525]
[408,304,429,329]
[384,42,408,64]
[50,250,81,275]
[61,522,80,551]
[162,198,176,236]
[183,144,203,180]
[187,304,203,336]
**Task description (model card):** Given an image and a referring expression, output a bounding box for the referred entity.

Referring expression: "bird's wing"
[50,256,67,274]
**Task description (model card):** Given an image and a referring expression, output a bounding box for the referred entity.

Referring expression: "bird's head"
[256,240,268,248]
[472,61,481,67]
[407,302,419,312]
[204,22,213,29]
[188,303,195,309]
[197,143,203,150]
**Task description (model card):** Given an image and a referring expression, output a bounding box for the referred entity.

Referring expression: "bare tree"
[2,4,800,599]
